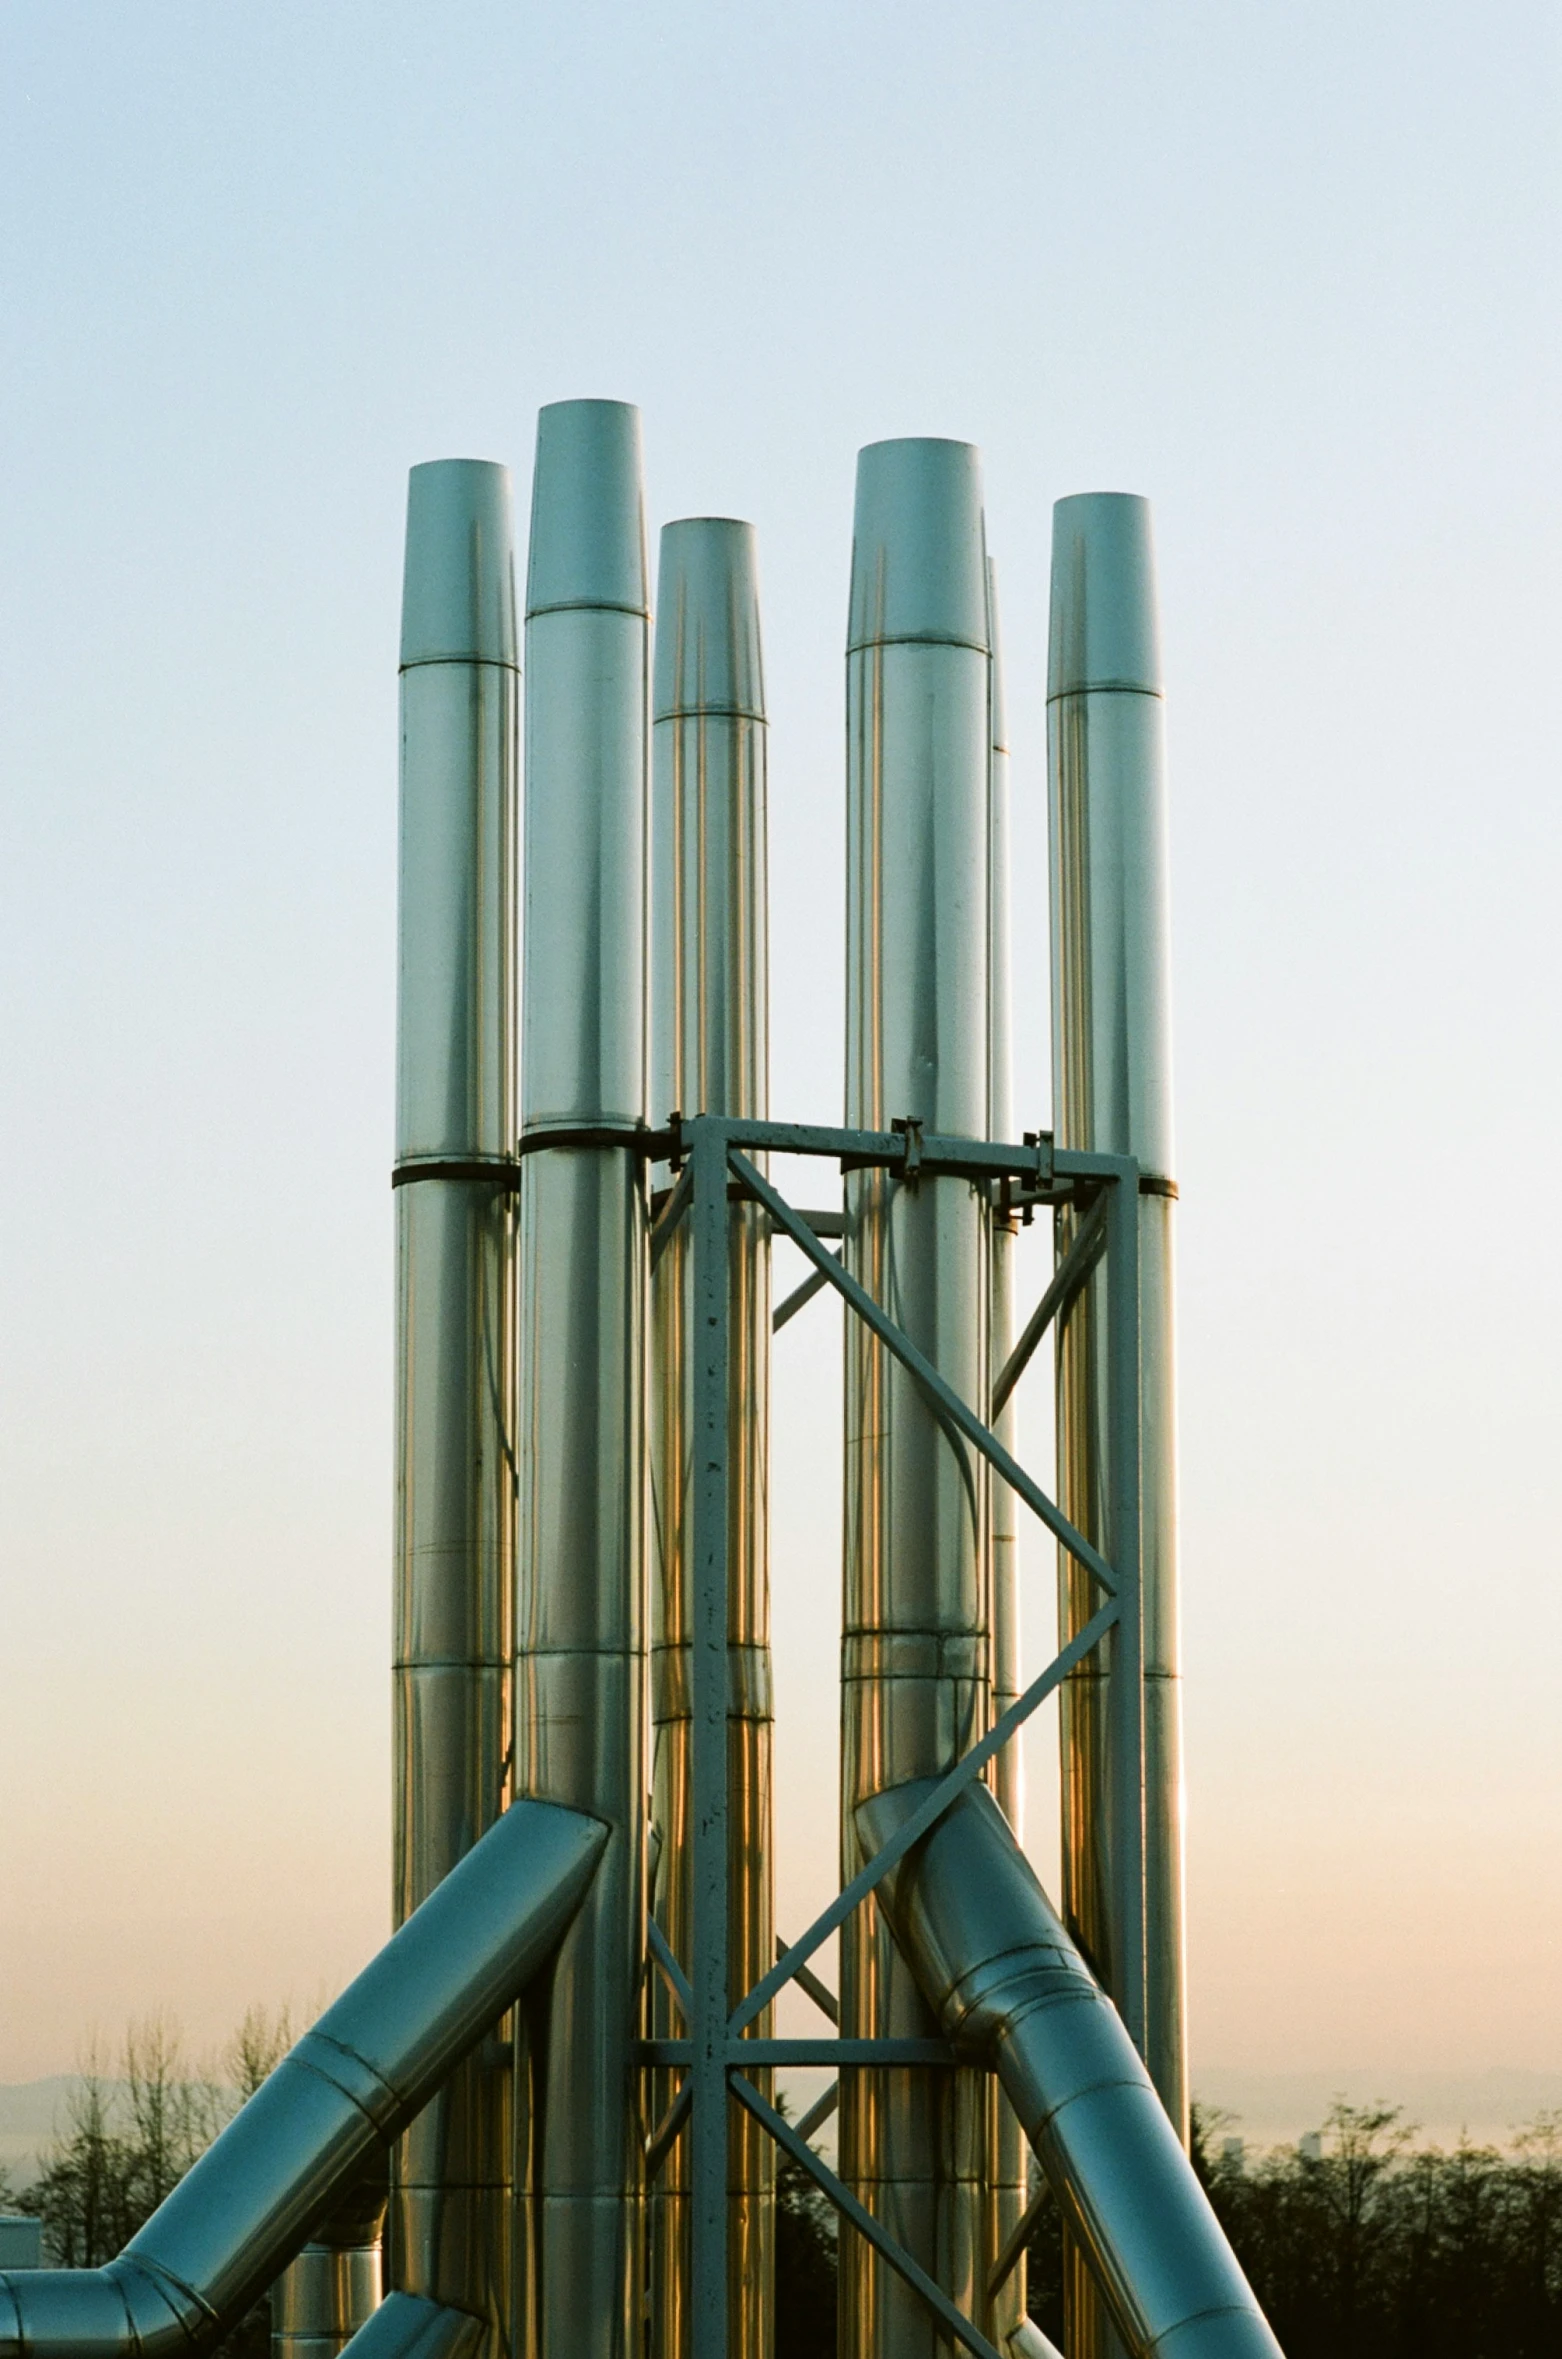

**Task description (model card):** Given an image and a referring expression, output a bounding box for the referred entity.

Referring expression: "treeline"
[4,2011,290,2359]
[1019,2102,1562,2359]
[12,2034,1562,2359]
[772,2099,1562,2359]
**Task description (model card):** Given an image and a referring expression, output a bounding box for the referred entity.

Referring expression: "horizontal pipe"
[0,1801,605,2359]
[856,1780,1280,2359]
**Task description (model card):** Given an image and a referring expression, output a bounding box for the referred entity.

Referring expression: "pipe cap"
[848,438,989,654]
[400,460,517,668]
[654,518,765,721]
[525,399,648,619]
[1048,492,1162,697]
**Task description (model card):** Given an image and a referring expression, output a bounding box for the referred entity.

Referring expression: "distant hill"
[1195,2066,1562,2153]
[0,2079,80,2188]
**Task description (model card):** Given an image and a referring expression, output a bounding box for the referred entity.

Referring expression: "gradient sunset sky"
[0,1,1557,2093]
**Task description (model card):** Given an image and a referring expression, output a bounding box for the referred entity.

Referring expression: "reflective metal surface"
[859,1781,1280,2359]
[842,439,992,2359]
[0,1801,605,2359]
[273,2162,387,2359]
[649,519,773,2359]
[1050,493,1184,2359]
[516,399,649,2359]
[337,2293,485,2359]
[983,557,1027,2355]
[393,460,518,2356]
[1047,490,1185,2085]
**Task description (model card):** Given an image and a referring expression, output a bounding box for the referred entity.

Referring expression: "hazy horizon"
[1,1,1558,2086]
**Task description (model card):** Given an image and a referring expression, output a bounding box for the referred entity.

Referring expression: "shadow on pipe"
[856,1781,1282,2359]
[0,1800,606,2359]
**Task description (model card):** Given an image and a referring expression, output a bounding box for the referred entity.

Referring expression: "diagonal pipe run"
[0,1799,606,2359]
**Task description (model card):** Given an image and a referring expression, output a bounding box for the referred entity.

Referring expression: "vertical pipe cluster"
[649,521,774,2359]
[841,439,992,2359]
[983,558,1029,2351]
[515,400,650,2359]
[1048,495,1186,2356]
[392,460,519,2355]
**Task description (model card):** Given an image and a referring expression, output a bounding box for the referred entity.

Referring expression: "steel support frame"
[640,1112,1145,2359]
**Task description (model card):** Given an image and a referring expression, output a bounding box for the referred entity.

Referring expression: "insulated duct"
[391,456,519,2356]
[983,555,1028,2354]
[516,398,650,2359]
[649,518,774,2359]
[1048,495,1186,2353]
[857,1780,1280,2359]
[0,1801,605,2359]
[842,438,993,2359]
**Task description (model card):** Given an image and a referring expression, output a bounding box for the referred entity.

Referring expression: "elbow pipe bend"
[335,2295,484,2359]
[856,1780,1281,2359]
[0,1797,607,2359]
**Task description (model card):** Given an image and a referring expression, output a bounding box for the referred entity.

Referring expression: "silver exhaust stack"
[649,519,774,2359]
[516,399,650,2359]
[842,439,993,2359]
[391,459,520,2356]
[1049,496,1186,2351]
[984,556,1028,2354]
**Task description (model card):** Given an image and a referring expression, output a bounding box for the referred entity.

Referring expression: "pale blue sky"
[0,2,1557,2091]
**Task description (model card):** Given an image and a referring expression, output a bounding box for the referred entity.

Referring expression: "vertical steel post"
[842,439,991,2359]
[516,400,649,2359]
[688,1120,732,2359]
[983,555,1028,2352]
[391,459,518,2357]
[1048,492,1183,2359]
[650,521,772,2359]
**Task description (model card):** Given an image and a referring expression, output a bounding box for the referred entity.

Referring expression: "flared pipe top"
[525,399,649,619]
[1048,493,1162,699]
[848,437,990,654]
[654,518,765,721]
[400,461,517,670]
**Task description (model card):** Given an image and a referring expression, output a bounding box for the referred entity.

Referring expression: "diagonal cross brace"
[727,1148,1119,1597]
[730,2074,1006,2359]
[731,1599,1117,2032]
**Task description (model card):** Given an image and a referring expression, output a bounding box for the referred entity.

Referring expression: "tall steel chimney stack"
[983,554,1030,2356]
[842,439,992,2359]
[1048,493,1186,2355]
[391,459,519,2356]
[516,399,650,2359]
[649,518,773,2359]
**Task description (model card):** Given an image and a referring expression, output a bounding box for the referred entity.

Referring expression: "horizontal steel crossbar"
[729,1147,1119,1596]
[731,1598,1117,2032]
[731,2074,1006,2359]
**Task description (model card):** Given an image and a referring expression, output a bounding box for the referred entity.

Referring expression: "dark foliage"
[16,2011,289,2359]
[773,2118,839,2358]
[1019,2100,1562,2358]
[1195,2100,1562,2359]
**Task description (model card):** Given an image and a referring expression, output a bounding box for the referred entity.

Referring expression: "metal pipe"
[516,398,650,2359]
[1047,493,1184,2107]
[336,2294,485,2359]
[983,556,1027,2354]
[649,520,773,2359]
[0,1801,606,2359]
[272,2163,387,2359]
[857,1780,1281,2359]
[392,457,519,2359]
[842,438,992,2359]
